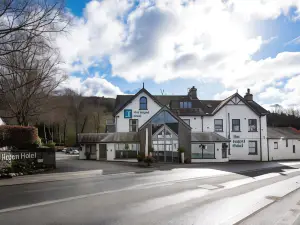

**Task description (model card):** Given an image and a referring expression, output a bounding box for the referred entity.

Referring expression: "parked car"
[65,148,73,154]
[62,148,67,153]
[70,149,79,155]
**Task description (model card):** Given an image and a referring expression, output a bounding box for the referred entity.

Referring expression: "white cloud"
[56,0,300,106]
[259,87,285,100]
[59,74,123,98]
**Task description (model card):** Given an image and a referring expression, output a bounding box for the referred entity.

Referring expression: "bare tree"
[0,0,69,57]
[0,35,66,125]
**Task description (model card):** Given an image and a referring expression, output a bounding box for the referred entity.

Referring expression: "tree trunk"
[44,123,47,144]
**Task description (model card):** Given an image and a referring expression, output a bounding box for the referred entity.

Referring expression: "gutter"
[259,115,262,161]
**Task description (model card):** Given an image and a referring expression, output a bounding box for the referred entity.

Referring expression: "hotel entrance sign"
[124,109,132,118]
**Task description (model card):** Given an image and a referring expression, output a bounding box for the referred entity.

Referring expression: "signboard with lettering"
[124,109,150,118]
[133,110,150,118]
[232,139,245,148]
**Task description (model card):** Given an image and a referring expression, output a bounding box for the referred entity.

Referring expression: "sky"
[56,0,300,110]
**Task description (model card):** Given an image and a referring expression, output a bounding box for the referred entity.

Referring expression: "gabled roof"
[139,106,192,131]
[113,88,164,116]
[267,127,300,139]
[212,93,269,116]
[114,88,269,117]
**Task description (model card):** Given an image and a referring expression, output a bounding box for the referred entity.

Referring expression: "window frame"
[129,119,138,132]
[115,143,140,159]
[286,139,288,147]
[274,142,278,149]
[248,119,257,132]
[191,143,215,159]
[139,97,147,110]
[248,140,258,155]
[293,145,296,153]
[214,119,223,132]
[180,101,192,109]
[232,119,241,132]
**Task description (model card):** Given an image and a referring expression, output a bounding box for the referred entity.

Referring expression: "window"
[180,101,192,108]
[129,119,138,132]
[214,119,223,132]
[249,141,257,155]
[139,97,147,110]
[115,143,139,159]
[274,142,278,149]
[152,111,179,134]
[183,119,190,125]
[248,119,257,132]
[191,144,215,159]
[286,139,288,147]
[293,145,296,153]
[232,119,240,132]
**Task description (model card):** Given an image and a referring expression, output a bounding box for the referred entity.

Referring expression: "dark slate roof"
[78,132,140,143]
[247,101,269,115]
[78,133,109,143]
[191,132,230,142]
[101,132,140,142]
[267,127,300,139]
[114,89,269,117]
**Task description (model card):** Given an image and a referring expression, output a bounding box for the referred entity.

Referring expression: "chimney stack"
[188,86,198,99]
[244,88,253,101]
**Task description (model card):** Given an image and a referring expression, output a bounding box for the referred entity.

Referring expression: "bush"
[0,125,38,149]
[34,137,42,147]
[46,141,56,149]
[177,147,185,153]
[137,153,145,162]
[144,156,155,166]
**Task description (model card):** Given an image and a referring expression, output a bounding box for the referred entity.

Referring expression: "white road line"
[1,168,300,214]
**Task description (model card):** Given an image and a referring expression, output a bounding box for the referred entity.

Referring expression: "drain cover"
[198,184,221,190]
[266,195,281,201]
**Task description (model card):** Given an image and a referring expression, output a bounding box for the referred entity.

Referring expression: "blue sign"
[124,109,132,118]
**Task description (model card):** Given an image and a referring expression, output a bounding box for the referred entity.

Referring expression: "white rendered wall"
[268,139,300,161]
[180,116,202,132]
[201,98,268,161]
[106,143,115,161]
[116,92,161,132]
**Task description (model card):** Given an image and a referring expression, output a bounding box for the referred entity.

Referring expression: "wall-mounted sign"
[133,110,150,118]
[124,109,132,118]
[232,139,245,148]
[233,135,240,138]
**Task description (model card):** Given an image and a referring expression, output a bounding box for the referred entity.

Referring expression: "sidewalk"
[0,160,300,187]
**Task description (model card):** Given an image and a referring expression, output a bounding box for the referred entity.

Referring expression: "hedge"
[0,125,38,149]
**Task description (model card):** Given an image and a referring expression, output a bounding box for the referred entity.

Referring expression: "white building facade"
[78,86,276,162]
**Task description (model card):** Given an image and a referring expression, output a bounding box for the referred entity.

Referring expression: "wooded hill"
[1,94,116,146]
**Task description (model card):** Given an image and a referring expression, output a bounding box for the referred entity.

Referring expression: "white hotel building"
[78,86,300,162]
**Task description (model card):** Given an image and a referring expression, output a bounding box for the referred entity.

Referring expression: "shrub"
[137,153,145,162]
[148,146,154,153]
[0,125,38,149]
[46,141,56,149]
[34,137,42,147]
[177,147,185,153]
[144,156,155,166]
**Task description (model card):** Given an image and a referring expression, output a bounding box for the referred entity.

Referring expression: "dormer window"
[180,101,192,108]
[139,97,147,110]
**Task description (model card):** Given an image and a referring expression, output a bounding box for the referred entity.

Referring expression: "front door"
[152,126,178,162]
[99,144,107,159]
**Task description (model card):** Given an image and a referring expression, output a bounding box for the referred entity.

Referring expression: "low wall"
[0,148,56,169]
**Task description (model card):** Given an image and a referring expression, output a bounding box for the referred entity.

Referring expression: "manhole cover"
[198,184,221,190]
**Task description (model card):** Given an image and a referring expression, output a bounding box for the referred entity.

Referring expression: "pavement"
[1,165,300,224]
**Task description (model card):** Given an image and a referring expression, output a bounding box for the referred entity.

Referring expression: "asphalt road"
[1,165,300,224]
